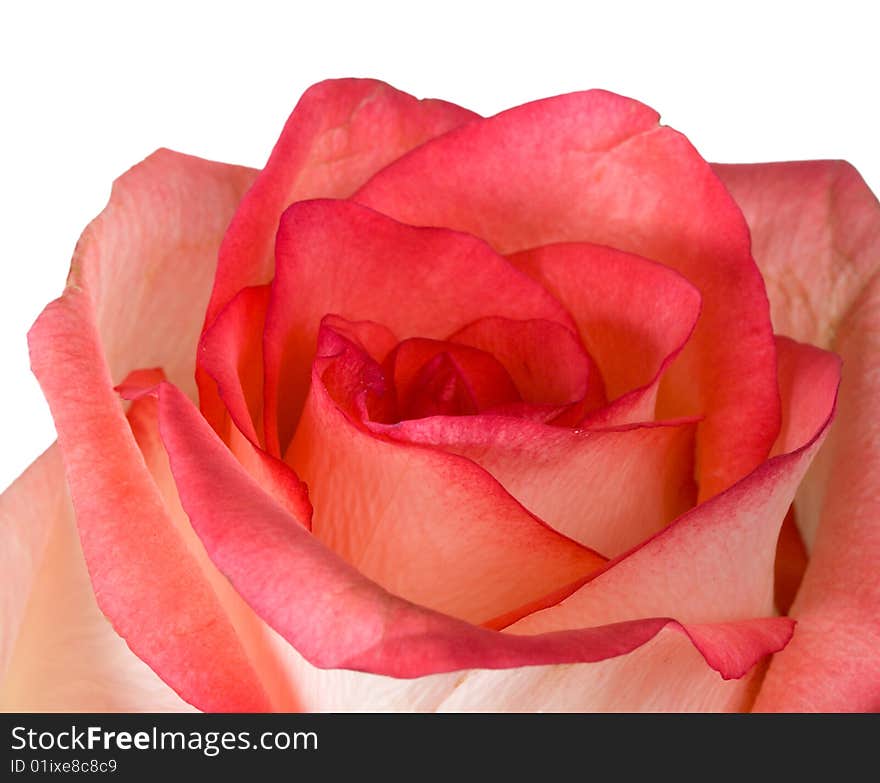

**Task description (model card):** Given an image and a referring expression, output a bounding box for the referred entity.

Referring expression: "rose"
[2,79,877,712]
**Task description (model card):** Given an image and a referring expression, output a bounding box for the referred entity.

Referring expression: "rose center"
[383,338,521,422]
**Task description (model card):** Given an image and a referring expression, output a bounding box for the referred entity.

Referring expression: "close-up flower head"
[2,4,878,729]
[3,74,877,714]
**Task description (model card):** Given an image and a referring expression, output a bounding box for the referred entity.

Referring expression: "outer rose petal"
[125,397,303,710]
[27,150,278,712]
[264,199,576,453]
[63,149,257,396]
[355,90,780,498]
[0,446,191,711]
[159,381,796,682]
[513,337,838,636]
[714,161,880,712]
[431,337,838,710]
[264,620,780,713]
[432,630,765,712]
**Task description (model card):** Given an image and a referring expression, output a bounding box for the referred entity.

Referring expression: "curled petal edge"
[159,381,802,681]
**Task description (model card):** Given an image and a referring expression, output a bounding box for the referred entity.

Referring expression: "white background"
[1,1,877,491]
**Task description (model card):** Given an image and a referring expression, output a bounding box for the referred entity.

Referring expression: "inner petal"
[448,316,606,424]
[370,414,698,558]
[385,337,521,421]
[509,243,701,426]
[284,321,607,625]
[263,199,576,455]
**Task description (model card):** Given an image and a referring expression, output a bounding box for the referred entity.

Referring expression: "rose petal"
[264,199,576,453]
[198,79,477,435]
[508,243,700,426]
[771,336,846,457]
[766,335,841,616]
[27,150,277,712]
[236,625,465,712]
[271,617,782,712]
[194,287,312,525]
[198,285,270,444]
[369,414,697,559]
[125,396,304,710]
[355,90,780,498]
[712,161,879,347]
[759,280,880,711]
[384,337,522,420]
[113,367,167,401]
[774,507,807,616]
[500,337,838,644]
[320,315,400,362]
[432,627,771,712]
[204,78,478,329]
[438,334,837,709]
[66,149,256,397]
[286,325,605,623]
[715,160,880,711]
[160,381,792,682]
[449,316,605,416]
[0,446,192,711]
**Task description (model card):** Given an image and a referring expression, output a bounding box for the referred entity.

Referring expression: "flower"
[2,79,878,712]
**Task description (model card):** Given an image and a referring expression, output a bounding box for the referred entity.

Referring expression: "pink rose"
[2,79,877,712]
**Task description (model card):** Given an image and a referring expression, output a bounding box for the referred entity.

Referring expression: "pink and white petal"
[204,78,478,329]
[502,337,838,647]
[770,288,880,708]
[712,161,879,346]
[1,447,61,680]
[258,630,462,712]
[29,285,272,712]
[287,329,605,624]
[264,199,576,453]
[763,285,880,710]
[266,622,768,712]
[24,148,281,710]
[370,415,697,558]
[0,446,192,711]
[433,628,765,712]
[509,244,700,419]
[355,90,780,499]
[715,161,880,712]
[774,508,808,616]
[117,364,311,532]
[126,397,304,711]
[159,381,787,683]
[71,149,257,399]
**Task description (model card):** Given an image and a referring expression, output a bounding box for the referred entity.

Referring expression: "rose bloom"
[1,79,878,713]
